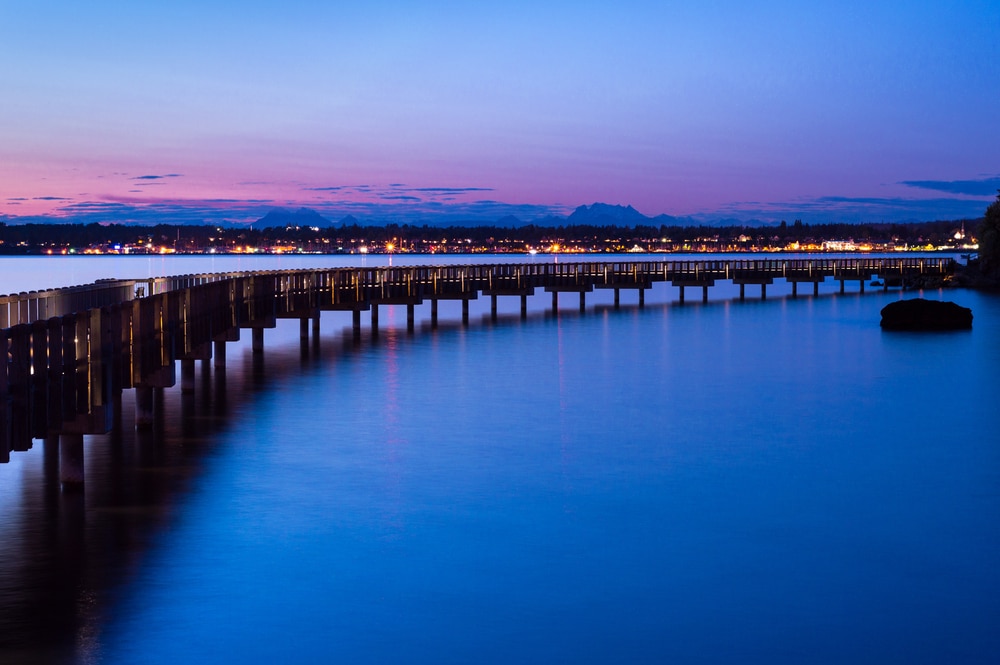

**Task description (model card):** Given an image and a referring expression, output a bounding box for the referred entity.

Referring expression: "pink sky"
[2,1,998,225]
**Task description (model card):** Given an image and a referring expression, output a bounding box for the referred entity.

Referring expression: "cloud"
[410,187,494,193]
[301,185,496,204]
[131,174,182,180]
[37,199,273,226]
[900,176,1000,196]
[33,196,71,201]
[706,195,990,224]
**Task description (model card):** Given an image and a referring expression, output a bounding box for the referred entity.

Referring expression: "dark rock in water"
[880,298,972,331]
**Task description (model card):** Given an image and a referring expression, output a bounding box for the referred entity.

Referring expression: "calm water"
[1,256,998,664]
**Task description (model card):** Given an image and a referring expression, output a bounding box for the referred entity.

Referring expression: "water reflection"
[0,333,306,661]
[0,292,575,662]
[1,281,998,664]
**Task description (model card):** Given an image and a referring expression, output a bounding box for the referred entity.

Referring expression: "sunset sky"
[2,1,998,226]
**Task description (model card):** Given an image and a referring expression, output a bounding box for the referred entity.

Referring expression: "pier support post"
[859,279,865,293]
[679,286,685,304]
[579,292,586,312]
[135,386,154,429]
[43,435,59,481]
[792,282,798,298]
[520,294,527,319]
[462,299,470,325]
[431,300,439,328]
[312,312,321,339]
[702,286,709,303]
[739,284,745,301]
[491,294,498,321]
[371,305,379,336]
[59,433,84,490]
[839,280,845,294]
[407,304,415,332]
[883,280,888,292]
[614,288,620,309]
[181,358,196,394]
[551,291,558,312]
[814,281,820,296]
[352,309,362,336]
[252,328,264,354]
[761,284,767,300]
[638,288,645,308]
[300,318,309,341]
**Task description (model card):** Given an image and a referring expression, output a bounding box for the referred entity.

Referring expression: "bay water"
[1,255,998,664]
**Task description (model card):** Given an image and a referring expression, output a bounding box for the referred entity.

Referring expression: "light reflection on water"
[1,260,998,664]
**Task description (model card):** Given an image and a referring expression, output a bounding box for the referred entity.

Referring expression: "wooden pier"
[0,257,953,478]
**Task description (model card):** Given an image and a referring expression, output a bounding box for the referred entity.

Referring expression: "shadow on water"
[0,336,340,662]
[0,290,637,663]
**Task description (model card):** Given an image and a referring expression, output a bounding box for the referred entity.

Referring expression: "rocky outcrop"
[880,298,973,331]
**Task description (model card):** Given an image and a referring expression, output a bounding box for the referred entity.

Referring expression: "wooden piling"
[181,358,196,393]
[0,330,9,462]
[9,325,31,451]
[135,387,154,429]
[59,433,84,490]
[214,339,227,369]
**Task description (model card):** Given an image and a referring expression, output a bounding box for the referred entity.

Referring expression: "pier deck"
[0,257,954,473]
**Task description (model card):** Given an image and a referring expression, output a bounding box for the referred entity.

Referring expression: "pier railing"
[0,257,954,466]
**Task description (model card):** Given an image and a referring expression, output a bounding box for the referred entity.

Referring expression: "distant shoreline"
[0,218,980,256]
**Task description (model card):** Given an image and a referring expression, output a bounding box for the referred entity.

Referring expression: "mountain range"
[253,203,739,229]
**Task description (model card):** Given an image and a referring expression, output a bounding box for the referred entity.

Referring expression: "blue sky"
[1,1,998,225]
